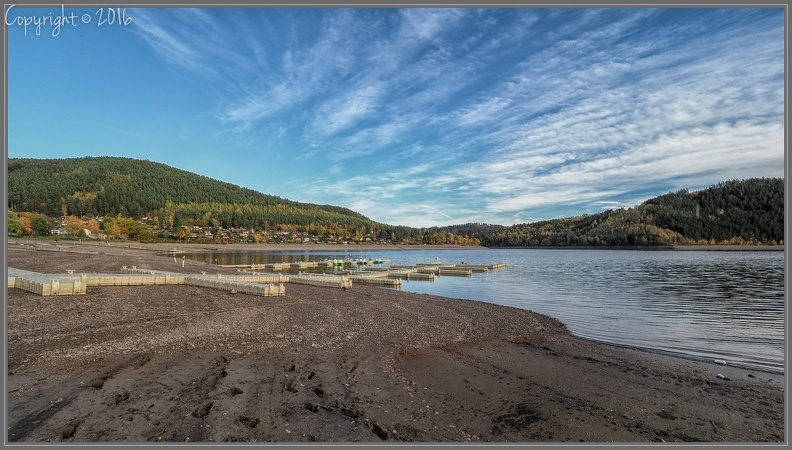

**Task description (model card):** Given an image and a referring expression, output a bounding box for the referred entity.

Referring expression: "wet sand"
[5,242,786,443]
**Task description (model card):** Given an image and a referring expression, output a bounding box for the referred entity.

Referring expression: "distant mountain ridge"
[6,157,783,246]
[480,178,784,247]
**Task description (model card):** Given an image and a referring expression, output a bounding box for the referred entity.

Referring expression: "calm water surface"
[186,248,785,373]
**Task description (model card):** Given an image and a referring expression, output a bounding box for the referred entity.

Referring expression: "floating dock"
[7,268,88,296]
[8,259,503,297]
[127,268,287,296]
[386,270,435,281]
[187,277,286,296]
[348,272,402,287]
[8,267,286,297]
[453,265,489,273]
[288,273,353,289]
[437,268,473,277]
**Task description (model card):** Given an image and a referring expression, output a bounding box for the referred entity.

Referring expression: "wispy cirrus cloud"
[130,9,206,72]
[125,8,783,227]
[309,83,385,138]
[398,8,467,42]
[131,8,257,82]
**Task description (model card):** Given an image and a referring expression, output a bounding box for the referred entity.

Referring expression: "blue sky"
[6,7,785,227]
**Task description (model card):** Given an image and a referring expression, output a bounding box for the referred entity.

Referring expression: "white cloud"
[127,8,784,226]
[398,8,467,42]
[310,83,384,137]
[130,9,206,72]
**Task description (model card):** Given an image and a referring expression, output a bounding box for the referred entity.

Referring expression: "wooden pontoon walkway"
[8,260,505,297]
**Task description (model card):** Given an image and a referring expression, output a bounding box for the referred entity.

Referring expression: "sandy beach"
[5,241,786,443]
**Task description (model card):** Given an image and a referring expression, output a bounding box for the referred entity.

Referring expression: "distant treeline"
[480,178,784,247]
[6,157,480,244]
[7,157,782,246]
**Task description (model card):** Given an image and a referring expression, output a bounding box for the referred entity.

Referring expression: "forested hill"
[7,156,379,234]
[7,158,783,247]
[480,178,784,247]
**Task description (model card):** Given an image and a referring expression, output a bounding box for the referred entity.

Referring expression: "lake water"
[185,248,785,374]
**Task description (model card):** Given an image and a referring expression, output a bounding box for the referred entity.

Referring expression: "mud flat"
[6,244,785,443]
